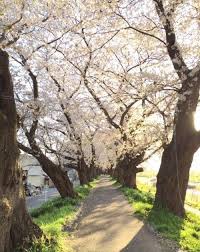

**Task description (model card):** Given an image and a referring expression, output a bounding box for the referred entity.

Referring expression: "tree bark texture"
[115,152,144,188]
[0,49,42,252]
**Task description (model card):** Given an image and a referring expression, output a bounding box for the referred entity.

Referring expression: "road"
[26,187,59,210]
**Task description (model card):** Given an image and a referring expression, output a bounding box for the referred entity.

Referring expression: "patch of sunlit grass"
[25,179,98,252]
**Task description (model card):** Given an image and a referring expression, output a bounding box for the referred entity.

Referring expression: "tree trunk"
[153,0,200,217]
[113,166,119,180]
[86,166,93,182]
[155,109,200,216]
[77,169,89,185]
[19,141,76,198]
[77,157,89,185]
[37,154,76,198]
[90,165,96,179]
[88,143,97,181]
[10,190,42,251]
[123,166,137,189]
[115,152,144,188]
[0,49,42,252]
[89,158,97,181]
[115,165,124,184]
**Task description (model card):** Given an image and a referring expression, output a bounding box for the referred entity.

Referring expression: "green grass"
[137,178,200,211]
[186,193,200,211]
[138,169,200,184]
[137,169,157,178]
[189,172,200,183]
[121,186,200,252]
[138,169,200,210]
[25,180,98,252]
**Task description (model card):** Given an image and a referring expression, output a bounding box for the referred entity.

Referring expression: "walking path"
[71,176,178,252]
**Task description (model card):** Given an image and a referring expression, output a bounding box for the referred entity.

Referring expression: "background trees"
[1,5,200,252]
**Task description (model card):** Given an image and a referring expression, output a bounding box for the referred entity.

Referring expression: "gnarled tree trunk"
[152,0,200,217]
[0,49,42,252]
[155,82,200,216]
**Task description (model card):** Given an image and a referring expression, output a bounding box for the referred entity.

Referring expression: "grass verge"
[137,170,200,184]
[137,180,200,211]
[189,172,200,183]
[120,185,200,252]
[26,180,98,252]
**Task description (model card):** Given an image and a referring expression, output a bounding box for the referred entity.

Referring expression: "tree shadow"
[119,187,186,252]
[72,176,199,252]
[120,224,170,252]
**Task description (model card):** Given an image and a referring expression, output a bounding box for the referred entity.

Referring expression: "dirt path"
[71,176,177,252]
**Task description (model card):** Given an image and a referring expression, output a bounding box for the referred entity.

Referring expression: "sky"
[144,148,200,172]
[143,109,200,171]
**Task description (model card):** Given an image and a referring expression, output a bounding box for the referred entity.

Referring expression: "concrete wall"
[27,175,44,187]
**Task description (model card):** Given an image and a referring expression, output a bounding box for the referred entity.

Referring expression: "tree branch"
[153,0,189,79]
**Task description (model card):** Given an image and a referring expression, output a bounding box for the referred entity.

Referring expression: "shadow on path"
[71,176,181,252]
